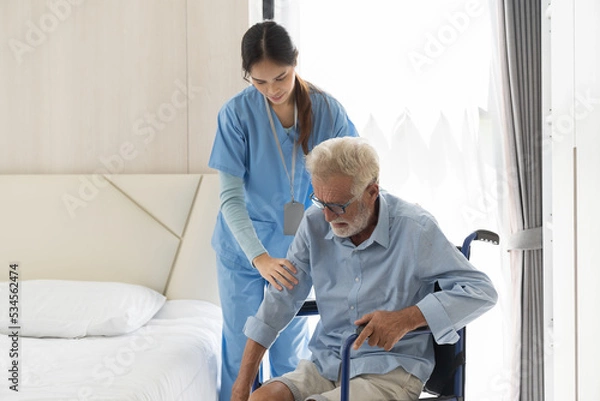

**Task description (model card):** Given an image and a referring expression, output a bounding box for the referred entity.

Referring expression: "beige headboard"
[0,174,221,306]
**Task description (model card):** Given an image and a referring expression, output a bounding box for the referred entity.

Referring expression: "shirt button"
[350,306,355,310]
[355,277,359,282]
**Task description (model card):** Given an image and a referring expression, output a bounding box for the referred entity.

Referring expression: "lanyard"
[264,95,298,203]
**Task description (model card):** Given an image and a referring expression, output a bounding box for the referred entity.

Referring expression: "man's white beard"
[330,200,371,238]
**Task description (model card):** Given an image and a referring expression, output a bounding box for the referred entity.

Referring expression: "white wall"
[546,0,600,399]
[0,0,248,173]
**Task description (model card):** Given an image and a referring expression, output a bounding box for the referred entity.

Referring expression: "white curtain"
[253,1,518,399]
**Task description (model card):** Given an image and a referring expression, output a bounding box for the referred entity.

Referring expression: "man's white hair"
[305,137,379,196]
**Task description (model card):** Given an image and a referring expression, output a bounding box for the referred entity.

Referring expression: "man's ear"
[366,183,379,202]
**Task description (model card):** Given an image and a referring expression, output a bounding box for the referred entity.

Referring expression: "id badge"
[283,201,305,235]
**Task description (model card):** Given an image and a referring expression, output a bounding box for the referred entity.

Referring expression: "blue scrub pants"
[217,253,311,401]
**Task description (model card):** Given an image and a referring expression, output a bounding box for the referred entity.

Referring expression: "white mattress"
[0,300,222,401]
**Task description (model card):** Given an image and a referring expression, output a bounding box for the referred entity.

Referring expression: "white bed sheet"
[0,300,222,401]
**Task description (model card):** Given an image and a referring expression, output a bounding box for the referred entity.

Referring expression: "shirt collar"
[323,192,391,249]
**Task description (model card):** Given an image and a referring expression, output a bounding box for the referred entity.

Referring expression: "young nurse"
[208,21,359,401]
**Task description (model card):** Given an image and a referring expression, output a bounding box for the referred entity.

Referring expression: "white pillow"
[0,280,166,338]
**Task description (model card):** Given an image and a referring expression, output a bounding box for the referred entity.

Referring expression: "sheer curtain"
[252,1,517,399]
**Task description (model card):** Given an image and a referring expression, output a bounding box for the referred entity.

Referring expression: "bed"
[0,174,222,401]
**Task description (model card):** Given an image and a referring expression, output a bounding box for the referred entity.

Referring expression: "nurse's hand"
[252,253,299,291]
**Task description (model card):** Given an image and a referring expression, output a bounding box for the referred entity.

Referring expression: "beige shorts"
[265,359,423,401]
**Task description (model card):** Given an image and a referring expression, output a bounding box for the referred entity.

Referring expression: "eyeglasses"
[309,192,362,216]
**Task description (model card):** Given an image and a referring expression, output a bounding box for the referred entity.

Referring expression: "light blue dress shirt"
[244,191,498,383]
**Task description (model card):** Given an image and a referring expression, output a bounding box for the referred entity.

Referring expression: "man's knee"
[249,381,294,401]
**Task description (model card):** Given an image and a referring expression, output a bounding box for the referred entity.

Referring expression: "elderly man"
[231,137,497,401]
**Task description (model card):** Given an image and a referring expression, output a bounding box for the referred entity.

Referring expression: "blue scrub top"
[209,85,359,264]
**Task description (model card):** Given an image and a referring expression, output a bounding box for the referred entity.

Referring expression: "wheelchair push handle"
[460,229,500,259]
[473,229,500,244]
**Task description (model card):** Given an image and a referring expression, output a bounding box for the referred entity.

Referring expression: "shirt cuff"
[416,294,460,344]
[243,315,279,349]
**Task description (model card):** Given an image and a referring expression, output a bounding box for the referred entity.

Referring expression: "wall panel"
[573,0,600,398]
[548,0,577,397]
[0,0,244,174]
[187,0,248,173]
[548,0,600,399]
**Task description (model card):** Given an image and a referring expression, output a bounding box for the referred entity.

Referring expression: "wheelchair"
[256,229,500,401]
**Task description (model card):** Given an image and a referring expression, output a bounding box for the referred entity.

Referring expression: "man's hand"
[253,253,299,291]
[353,306,427,351]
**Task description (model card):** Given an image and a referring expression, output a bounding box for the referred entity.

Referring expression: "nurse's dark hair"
[242,20,321,155]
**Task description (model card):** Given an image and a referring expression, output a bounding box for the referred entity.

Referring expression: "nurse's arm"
[219,171,268,262]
